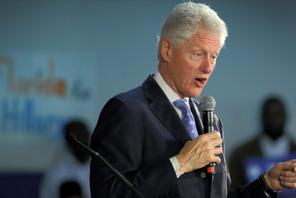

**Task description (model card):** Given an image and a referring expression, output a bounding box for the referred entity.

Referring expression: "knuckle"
[199,135,206,141]
[208,156,214,162]
[206,153,213,160]
[217,157,221,164]
[211,132,218,138]
[218,147,223,153]
[215,131,221,137]
[210,155,216,161]
[205,145,212,152]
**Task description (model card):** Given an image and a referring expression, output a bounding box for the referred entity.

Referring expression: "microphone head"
[200,96,216,111]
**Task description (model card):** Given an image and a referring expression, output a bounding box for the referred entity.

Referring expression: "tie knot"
[173,99,189,112]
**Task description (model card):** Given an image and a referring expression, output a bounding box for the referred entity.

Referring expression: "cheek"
[182,62,197,78]
[176,64,193,81]
[171,55,196,82]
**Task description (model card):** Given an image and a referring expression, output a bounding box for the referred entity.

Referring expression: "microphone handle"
[202,111,216,175]
[72,137,145,198]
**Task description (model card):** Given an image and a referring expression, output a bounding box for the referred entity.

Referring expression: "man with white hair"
[90,2,296,198]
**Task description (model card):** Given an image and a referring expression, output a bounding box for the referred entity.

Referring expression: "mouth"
[194,77,207,87]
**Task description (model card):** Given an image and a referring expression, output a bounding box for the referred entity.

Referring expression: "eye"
[211,54,219,60]
[193,51,204,57]
[191,51,205,59]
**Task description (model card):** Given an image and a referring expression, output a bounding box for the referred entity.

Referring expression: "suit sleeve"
[228,179,277,198]
[215,116,276,198]
[90,98,180,198]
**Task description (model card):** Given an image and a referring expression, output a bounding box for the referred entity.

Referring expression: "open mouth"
[194,78,207,87]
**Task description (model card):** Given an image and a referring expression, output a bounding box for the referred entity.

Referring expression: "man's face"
[161,29,221,98]
[262,101,286,140]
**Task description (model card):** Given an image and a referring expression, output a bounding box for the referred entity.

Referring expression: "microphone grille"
[200,96,216,111]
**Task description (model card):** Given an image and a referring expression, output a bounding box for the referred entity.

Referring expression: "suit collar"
[143,75,191,143]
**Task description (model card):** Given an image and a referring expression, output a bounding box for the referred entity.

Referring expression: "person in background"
[229,95,296,186]
[59,180,83,198]
[40,119,91,198]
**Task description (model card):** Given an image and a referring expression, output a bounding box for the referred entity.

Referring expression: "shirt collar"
[154,71,189,103]
[260,134,290,158]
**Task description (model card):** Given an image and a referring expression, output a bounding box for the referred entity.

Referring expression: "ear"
[160,38,172,62]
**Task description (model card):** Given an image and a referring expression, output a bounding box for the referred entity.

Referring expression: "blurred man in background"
[40,119,91,198]
[229,95,296,186]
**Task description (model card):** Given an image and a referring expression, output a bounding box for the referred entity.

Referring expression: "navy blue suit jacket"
[90,75,274,198]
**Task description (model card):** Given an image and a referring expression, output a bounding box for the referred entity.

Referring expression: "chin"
[190,88,203,97]
[186,92,201,98]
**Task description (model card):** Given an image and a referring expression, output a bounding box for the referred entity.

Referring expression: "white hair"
[158,2,228,59]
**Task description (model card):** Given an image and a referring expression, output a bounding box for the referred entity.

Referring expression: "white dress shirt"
[260,134,290,158]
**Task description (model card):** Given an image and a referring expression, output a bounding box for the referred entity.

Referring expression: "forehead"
[182,29,222,52]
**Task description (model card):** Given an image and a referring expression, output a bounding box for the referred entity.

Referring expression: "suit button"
[201,171,206,178]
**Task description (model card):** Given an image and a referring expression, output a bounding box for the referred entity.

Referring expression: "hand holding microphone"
[176,96,222,175]
[176,131,222,174]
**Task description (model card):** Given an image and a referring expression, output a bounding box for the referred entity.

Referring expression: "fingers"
[270,160,296,190]
[193,131,221,140]
[284,159,296,165]
[280,175,296,183]
[193,131,222,146]
[282,161,296,171]
[213,146,223,156]
[205,131,222,141]
[209,146,222,164]
[197,132,223,158]
[210,152,222,164]
[273,161,296,173]
[279,163,296,189]
[214,156,221,164]
[177,131,223,173]
[280,170,296,177]
[280,179,296,189]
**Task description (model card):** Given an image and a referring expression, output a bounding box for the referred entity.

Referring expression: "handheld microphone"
[200,96,216,175]
[66,133,145,198]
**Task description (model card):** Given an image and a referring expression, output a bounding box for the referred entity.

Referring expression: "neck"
[158,63,184,98]
[263,130,285,141]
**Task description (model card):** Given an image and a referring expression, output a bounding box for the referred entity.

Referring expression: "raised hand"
[266,159,296,191]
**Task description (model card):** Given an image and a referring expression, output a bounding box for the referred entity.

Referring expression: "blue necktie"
[173,99,198,139]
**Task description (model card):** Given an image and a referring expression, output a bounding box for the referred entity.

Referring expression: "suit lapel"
[142,75,191,144]
[189,98,204,135]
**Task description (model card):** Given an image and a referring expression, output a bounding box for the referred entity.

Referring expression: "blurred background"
[0,0,296,197]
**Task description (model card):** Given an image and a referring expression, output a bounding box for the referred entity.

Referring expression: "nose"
[200,56,214,74]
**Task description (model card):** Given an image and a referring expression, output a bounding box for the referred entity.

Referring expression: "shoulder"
[229,135,261,159]
[101,85,148,115]
[115,86,146,105]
